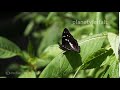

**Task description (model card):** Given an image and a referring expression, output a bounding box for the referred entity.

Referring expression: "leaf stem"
[72,66,81,78]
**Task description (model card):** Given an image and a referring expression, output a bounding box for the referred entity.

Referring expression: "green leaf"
[108,33,119,59]
[18,70,36,78]
[40,45,63,60]
[24,20,34,36]
[14,12,30,22]
[102,56,119,78]
[93,66,109,78]
[108,57,119,78]
[105,12,118,28]
[39,33,106,78]
[79,33,107,63]
[0,37,21,59]
[27,57,50,69]
[22,12,38,21]
[80,48,113,69]
[46,12,57,21]
[20,51,50,69]
[35,58,50,69]
[36,45,63,69]
[37,24,60,55]
[34,15,45,23]
[27,40,35,57]
[39,52,82,78]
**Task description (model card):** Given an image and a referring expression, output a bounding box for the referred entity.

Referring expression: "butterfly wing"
[60,28,80,53]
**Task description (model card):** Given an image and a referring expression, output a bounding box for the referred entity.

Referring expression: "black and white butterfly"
[58,28,80,53]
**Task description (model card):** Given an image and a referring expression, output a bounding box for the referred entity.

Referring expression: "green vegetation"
[0,12,119,78]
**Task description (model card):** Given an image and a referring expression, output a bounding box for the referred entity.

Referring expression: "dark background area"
[0,13,28,77]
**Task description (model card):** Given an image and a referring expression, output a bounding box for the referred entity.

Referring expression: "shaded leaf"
[80,48,113,69]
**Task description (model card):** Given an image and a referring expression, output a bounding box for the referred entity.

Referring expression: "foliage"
[0,12,119,78]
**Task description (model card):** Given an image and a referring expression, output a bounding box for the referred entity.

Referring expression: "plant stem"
[72,66,81,78]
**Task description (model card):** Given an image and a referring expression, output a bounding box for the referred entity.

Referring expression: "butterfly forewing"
[59,28,80,53]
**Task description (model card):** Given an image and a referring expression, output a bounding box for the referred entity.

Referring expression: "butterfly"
[58,28,80,53]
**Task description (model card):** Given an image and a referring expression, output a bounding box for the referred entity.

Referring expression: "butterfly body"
[59,28,80,53]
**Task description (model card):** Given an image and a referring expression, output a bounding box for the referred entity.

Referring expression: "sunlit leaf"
[39,33,107,78]
[102,56,119,78]
[0,37,21,59]
[40,45,63,60]
[18,70,36,78]
[108,33,119,59]
[79,33,107,63]
[39,52,81,78]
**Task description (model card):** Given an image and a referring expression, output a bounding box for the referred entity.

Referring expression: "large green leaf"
[39,33,107,78]
[79,33,106,63]
[0,37,21,59]
[108,33,119,59]
[39,52,82,78]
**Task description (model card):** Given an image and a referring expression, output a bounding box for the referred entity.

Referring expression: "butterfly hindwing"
[59,28,80,53]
